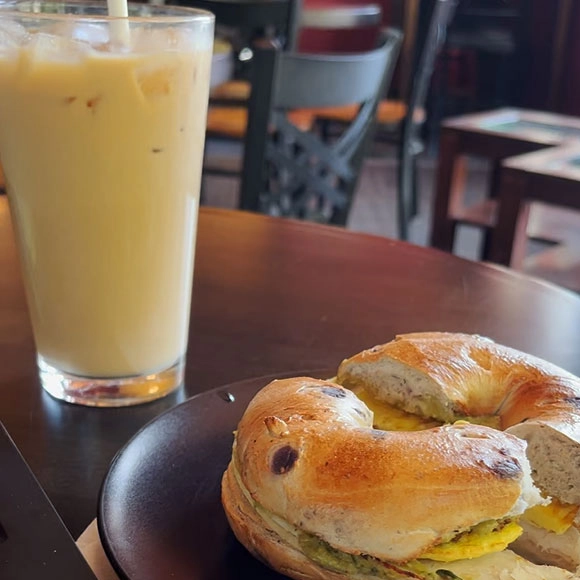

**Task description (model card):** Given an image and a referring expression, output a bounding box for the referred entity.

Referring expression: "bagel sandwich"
[221,376,577,579]
[336,332,580,572]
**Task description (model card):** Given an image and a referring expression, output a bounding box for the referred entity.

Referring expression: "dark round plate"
[98,370,331,580]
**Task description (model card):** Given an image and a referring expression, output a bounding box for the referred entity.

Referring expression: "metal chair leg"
[409,153,420,219]
[397,144,413,241]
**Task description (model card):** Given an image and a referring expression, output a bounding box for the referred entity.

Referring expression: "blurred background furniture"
[488,143,580,292]
[519,0,575,116]
[396,0,457,240]
[427,0,580,119]
[427,0,580,118]
[430,108,580,260]
[314,0,459,239]
[170,0,580,288]
[240,29,401,224]
[201,0,387,195]
[433,0,530,117]
[190,0,580,294]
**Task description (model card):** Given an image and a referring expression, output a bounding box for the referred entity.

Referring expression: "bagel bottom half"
[222,457,576,580]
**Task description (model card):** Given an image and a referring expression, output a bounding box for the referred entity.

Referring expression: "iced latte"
[0,2,214,405]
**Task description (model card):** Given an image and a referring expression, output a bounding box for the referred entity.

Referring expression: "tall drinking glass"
[0,2,214,406]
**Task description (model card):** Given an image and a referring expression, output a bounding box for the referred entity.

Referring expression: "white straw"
[107,0,130,48]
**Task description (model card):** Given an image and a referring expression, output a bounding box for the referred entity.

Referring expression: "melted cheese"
[420,520,523,562]
[523,499,579,535]
[350,386,441,431]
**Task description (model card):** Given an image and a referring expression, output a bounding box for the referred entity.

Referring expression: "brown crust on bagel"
[337,333,580,429]
[226,376,538,565]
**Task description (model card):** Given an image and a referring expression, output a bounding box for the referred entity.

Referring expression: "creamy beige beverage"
[0,6,213,401]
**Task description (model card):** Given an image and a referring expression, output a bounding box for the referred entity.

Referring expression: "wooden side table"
[430,108,580,257]
[489,144,580,286]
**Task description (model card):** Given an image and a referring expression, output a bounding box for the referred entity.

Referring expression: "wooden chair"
[314,0,459,239]
[239,29,402,225]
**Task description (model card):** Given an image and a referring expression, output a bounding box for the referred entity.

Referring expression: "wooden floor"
[202,151,580,293]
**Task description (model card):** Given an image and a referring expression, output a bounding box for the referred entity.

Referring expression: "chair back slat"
[274,40,399,109]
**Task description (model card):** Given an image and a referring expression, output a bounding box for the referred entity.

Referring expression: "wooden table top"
[443,107,580,146]
[2,196,580,539]
[503,142,580,180]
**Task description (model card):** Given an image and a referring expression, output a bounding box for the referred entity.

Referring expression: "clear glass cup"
[0,1,214,406]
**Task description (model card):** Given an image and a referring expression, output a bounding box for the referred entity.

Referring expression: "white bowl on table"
[211,37,234,88]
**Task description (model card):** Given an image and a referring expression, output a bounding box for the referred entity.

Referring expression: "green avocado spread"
[298,532,462,580]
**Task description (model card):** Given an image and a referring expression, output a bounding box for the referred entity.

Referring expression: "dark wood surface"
[3,197,580,540]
